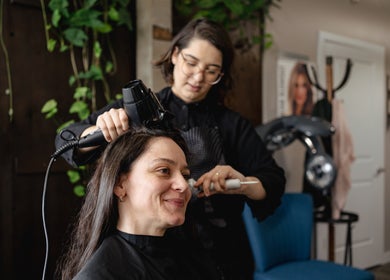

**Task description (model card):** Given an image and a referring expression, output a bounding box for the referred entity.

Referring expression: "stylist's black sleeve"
[220,109,286,220]
[54,99,123,167]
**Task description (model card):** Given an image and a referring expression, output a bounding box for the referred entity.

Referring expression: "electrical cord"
[51,129,79,158]
[41,129,79,280]
[41,156,56,280]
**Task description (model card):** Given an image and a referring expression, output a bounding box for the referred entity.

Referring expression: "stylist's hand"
[81,108,130,143]
[194,165,266,200]
[96,108,130,142]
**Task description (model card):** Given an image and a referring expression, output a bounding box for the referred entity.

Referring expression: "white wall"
[264,0,390,120]
[136,0,171,92]
[263,0,390,253]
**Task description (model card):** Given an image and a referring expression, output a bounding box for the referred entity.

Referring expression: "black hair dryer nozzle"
[122,79,174,128]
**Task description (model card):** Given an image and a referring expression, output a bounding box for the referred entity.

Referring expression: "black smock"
[56,87,286,280]
[74,230,220,280]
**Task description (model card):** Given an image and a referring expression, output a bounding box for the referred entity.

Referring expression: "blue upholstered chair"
[242,193,374,280]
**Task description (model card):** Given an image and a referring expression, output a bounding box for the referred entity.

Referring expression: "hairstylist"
[55,18,286,279]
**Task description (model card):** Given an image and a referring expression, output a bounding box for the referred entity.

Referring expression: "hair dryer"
[53,79,174,158]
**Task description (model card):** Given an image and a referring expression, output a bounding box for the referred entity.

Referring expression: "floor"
[368,262,390,280]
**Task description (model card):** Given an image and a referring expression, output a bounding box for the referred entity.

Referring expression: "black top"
[56,87,286,280]
[74,231,221,280]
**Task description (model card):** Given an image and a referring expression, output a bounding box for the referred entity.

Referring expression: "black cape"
[74,231,221,280]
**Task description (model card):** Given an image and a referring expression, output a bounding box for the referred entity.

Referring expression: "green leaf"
[197,0,220,9]
[79,65,103,81]
[108,7,119,21]
[41,99,58,113]
[69,101,90,120]
[69,100,88,114]
[73,87,90,99]
[93,41,102,59]
[51,9,62,27]
[84,0,98,9]
[105,61,113,73]
[252,0,267,10]
[73,185,86,197]
[67,169,81,183]
[90,65,103,79]
[262,33,273,49]
[252,35,261,44]
[45,108,58,119]
[47,39,57,52]
[59,41,69,52]
[69,9,103,28]
[69,75,76,86]
[56,120,75,133]
[78,108,91,120]
[48,0,69,17]
[224,0,245,16]
[118,8,133,30]
[64,28,88,47]
[96,23,113,33]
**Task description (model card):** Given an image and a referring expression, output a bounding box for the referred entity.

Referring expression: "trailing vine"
[40,0,133,196]
[0,0,14,122]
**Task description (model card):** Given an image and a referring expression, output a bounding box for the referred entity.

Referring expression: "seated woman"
[56,128,220,279]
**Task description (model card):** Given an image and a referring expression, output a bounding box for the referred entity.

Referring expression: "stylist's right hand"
[96,108,130,142]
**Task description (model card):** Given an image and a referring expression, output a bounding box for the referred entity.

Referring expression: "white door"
[315,31,386,269]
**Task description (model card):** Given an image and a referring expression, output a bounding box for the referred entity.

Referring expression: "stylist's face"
[171,38,223,103]
[117,137,191,236]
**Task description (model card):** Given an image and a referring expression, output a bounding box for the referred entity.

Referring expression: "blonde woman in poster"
[287,62,314,116]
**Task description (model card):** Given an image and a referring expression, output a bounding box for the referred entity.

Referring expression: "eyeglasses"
[180,52,223,85]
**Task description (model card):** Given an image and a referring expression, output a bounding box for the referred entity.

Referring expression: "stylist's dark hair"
[154,18,235,99]
[56,127,188,280]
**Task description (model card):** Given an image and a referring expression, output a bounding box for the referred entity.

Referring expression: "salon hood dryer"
[256,115,337,192]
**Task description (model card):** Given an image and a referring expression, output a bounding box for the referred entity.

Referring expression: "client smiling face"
[114,135,191,236]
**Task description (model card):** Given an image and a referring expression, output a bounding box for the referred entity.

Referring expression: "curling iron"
[187,178,259,195]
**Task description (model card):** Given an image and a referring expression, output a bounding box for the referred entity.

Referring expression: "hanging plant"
[40,0,133,196]
[174,0,281,53]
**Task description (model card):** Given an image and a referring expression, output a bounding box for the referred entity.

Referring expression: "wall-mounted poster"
[277,55,318,117]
